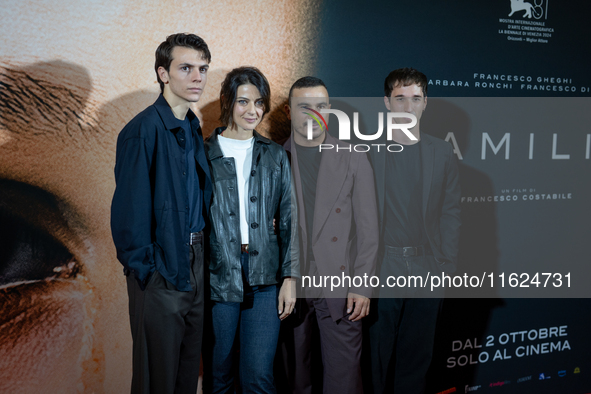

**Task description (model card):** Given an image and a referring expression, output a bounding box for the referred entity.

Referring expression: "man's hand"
[278,277,296,320]
[346,292,370,321]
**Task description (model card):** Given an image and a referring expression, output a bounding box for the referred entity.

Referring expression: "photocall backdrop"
[312,0,591,392]
[0,0,589,393]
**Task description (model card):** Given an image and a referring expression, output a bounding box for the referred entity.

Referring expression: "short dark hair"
[219,66,271,128]
[288,76,327,104]
[155,33,211,93]
[384,67,428,97]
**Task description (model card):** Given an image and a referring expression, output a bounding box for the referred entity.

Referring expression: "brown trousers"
[279,297,363,394]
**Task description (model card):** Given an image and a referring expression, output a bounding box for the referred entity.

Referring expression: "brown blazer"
[285,133,379,320]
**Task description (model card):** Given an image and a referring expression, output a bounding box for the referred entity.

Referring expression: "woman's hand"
[278,277,296,320]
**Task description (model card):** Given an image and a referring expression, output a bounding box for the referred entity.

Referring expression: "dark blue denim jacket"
[111,94,212,291]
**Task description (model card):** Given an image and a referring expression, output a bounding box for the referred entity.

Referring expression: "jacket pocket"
[208,241,224,273]
[259,165,281,207]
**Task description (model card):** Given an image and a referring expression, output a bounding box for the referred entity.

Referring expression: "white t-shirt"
[218,135,254,244]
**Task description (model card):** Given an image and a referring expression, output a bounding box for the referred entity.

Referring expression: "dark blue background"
[311,1,591,392]
[314,0,591,97]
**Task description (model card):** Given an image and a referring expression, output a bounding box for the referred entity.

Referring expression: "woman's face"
[231,84,265,133]
[0,0,320,391]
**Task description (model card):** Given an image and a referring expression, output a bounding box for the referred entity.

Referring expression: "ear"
[384,96,392,111]
[424,96,428,111]
[158,66,169,85]
[284,103,291,120]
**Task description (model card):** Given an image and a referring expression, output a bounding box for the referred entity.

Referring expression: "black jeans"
[367,247,442,394]
[126,241,204,394]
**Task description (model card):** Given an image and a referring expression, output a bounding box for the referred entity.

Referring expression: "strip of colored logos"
[304,107,328,131]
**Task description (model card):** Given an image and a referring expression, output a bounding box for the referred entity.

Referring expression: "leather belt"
[190,232,203,245]
[387,245,431,257]
[241,244,249,253]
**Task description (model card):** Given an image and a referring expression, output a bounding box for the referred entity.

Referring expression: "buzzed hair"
[288,76,327,103]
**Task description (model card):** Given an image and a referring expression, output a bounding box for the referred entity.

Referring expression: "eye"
[181,66,190,72]
[413,97,422,102]
[396,97,405,102]
[255,100,264,108]
[0,180,82,287]
[238,99,247,105]
[200,67,208,74]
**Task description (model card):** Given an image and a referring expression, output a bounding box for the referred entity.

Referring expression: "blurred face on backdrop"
[0,62,112,392]
[0,0,319,392]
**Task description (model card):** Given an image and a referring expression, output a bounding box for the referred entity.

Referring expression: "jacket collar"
[285,132,351,242]
[153,94,200,131]
[206,126,270,160]
[285,131,337,153]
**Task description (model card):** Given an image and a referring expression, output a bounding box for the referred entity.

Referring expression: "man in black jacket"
[111,33,212,394]
[367,68,461,394]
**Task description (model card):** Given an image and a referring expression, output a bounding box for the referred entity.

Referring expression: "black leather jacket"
[204,128,298,302]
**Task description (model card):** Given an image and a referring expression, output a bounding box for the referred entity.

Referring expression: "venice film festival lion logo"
[508,0,547,19]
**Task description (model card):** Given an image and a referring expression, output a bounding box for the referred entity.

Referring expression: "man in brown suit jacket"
[280,77,379,394]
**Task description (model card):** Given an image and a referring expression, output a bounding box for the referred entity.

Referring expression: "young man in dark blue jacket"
[111,33,212,394]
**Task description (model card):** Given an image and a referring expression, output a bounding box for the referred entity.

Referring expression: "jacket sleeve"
[110,121,156,289]
[350,152,380,298]
[438,144,462,270]
[278,149,300,279]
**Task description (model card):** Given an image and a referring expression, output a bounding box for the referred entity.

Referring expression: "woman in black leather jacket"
[203,66,296,394]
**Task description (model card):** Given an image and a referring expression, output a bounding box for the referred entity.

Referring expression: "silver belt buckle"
[402,246,417,257]
[190,232,201,245]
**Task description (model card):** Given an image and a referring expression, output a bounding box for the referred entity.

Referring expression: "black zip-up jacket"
[205,127,298,302]
[111,94,212,291]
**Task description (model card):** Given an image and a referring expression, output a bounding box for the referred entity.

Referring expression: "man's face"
[158,46,209,106]
[287,86,330,142]
[384,83,427,126]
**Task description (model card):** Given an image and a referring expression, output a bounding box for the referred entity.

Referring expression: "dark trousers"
[283,297,363,394]
[126,242,205,394]
[367,248,442,394]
